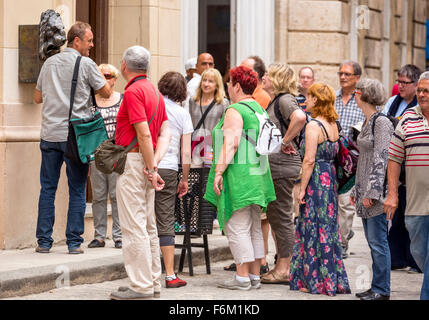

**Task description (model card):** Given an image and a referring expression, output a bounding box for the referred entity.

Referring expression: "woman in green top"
[204,66,276,291]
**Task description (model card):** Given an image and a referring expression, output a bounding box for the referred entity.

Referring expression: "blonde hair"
[194,68,226,104]
[268,63,299,96]
[99,64,120,79]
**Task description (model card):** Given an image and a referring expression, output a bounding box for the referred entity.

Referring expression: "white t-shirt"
[158,97,194,171]
[187,73,201,99]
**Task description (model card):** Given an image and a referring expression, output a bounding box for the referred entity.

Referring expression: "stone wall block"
[414,0,427,23]
[367,10,383,39]
[363,38,383,68]
[288,1,349,33]
[392,16,403,43]
[413,22,426,48]
[413,48,426,71]
[368,0,384,11]
[392,0,403,17]
[287,32,348,64]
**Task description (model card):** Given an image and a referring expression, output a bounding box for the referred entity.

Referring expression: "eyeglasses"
[416,88,429,95]
[104,74,115,80]
[338,72,356,77]
[396,79,414,85]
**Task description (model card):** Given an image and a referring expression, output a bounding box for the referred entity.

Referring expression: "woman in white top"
[156,72,194,288]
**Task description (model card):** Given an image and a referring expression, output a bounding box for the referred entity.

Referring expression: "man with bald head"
[241,56,271,109]
[187,52,215,98]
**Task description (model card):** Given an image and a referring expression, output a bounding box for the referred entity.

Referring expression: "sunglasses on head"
[104,74,115,80]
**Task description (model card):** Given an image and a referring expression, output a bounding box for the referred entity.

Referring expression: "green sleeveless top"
[203,101,276,231]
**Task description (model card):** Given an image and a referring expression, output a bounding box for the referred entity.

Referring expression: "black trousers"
[387,185,420,270]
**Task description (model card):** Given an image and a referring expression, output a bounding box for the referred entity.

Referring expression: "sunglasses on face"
[104,74,115,80]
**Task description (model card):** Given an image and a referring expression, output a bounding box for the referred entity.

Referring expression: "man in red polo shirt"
[110,46,170,300]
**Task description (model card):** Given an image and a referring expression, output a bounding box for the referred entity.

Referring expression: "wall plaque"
[19,25,42,83]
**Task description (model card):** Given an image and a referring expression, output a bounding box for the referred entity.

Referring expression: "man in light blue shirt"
[34,22,111,255]
[382,65,420,118]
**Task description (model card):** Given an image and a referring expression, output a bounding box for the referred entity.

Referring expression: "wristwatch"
[281,141,289,147]
[146,167,158,174]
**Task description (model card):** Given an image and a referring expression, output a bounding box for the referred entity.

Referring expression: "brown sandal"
[261,270,290,284]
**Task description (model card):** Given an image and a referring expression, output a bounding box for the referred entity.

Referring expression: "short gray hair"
[356,78,386,106]
[340,60,362,76]
[123,46,151,72]
[419,71,429,81]
[398,64,421,83]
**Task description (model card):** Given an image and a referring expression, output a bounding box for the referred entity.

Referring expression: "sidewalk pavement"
[1,217,425,300]
[0,221,232,299]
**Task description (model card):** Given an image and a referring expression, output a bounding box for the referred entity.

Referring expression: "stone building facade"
[0,0,427,249]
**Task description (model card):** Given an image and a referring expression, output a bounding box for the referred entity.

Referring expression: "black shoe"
[347,230,355,241]
[360,292,390,300]
[260,263,269,275]
[88,239,105,248]
[355,288,373,298]
[114,240,122,249]
[391,265,407,270]
[224,263,236,271]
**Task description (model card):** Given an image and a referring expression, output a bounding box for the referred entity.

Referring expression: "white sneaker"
[218,277,251,291]
[251,279,261,289]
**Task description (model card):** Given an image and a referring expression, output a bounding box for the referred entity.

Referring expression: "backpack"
[238,102,283,155]
[332,121,359,191]
[371,112,403,195]
[271,93,309,149]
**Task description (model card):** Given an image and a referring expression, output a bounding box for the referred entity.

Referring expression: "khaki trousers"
[224,204,265,265]
[116,153,161,295]
[338,189,355,248]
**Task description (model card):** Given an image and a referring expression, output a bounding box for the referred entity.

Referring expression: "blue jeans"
[362,213,391,296]
[36,140,89,249]
[405,216,429,300]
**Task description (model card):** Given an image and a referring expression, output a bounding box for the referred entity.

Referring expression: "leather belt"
[129,147,140,153]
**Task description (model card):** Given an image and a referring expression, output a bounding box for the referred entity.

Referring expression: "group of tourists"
[33,22,429,300]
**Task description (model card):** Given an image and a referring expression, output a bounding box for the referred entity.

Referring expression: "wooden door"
[76,0,108,65]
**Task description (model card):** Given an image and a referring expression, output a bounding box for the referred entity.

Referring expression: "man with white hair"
[185,57,197,83]
[110,46,171,300]
[385,71,429,300]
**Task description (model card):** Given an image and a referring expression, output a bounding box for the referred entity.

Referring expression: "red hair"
[229,66,258,95]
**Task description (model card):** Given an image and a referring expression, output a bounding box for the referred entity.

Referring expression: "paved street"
[4,218,423,301]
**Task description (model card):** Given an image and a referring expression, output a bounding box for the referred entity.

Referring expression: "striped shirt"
[335,89,366,140]
[388,105,429,216]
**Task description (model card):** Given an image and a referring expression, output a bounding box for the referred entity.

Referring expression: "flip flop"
[261,270,290,284]
[224,263,236,271]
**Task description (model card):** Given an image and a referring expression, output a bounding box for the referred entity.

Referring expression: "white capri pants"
[224,204,265,265]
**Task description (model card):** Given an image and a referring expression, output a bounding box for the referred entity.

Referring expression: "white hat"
[185,57,197,70]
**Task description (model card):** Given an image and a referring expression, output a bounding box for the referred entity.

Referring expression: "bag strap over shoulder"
[194,99,217,131]
[312,119,329,140]
[69,56,82,121]
[124,85,160,153]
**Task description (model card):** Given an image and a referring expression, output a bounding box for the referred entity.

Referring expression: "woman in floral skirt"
[290,83,351,296]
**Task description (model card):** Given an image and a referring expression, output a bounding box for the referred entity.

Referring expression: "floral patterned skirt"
[289,179,351,296]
